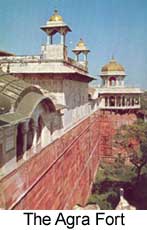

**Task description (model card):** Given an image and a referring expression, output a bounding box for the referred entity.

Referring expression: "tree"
[141,91,147,110]
[114,120,147,182]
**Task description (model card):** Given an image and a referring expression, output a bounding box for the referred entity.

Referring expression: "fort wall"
[0,110,137,209]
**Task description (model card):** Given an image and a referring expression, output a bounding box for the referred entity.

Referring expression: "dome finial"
[54,9,58,14]
[110,54,115,63]
[49,9,63,22]
[111,54,115,60]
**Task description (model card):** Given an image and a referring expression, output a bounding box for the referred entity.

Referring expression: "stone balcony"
[98,86,142,94]
[100,104,141,109]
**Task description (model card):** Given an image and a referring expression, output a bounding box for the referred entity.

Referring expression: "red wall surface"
[0,110,137,209]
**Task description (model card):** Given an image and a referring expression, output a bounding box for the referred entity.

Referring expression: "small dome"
[49,10,63,22]
[101,57,125,72]
[77,39,86,49]
[73,38,90,53]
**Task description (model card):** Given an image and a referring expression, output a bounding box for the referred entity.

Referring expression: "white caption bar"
[0,210,146,230]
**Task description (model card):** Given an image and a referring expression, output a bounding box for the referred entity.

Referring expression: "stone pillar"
[32,124,38,154]
[116,79,119,87]
[115,96,117,107]
[50,35,53,44]
[47,35,53,45]
[108,97,110,107]
[22,123,28,154]
[21,122,30,160]
[83,53,88,68]
[84,53,87,62]
[61,34,65,45]
[61,34,64,45]
[121,79,124,87]
[139,96,141,107]
[125,97,127,107]
[120,96,122,107]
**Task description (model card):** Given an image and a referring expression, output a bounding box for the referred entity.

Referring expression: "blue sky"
[0,0,147,88]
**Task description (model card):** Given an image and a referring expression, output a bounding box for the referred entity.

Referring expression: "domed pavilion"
[98,57,142,109]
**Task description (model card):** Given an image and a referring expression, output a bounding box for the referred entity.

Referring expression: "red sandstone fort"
[0,10,142,209]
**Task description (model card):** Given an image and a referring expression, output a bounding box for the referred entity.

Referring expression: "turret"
[72,38,90,68]
[40,10,71,60]
[100,56,126,87]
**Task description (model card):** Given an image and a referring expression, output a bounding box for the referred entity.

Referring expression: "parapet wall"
[0,110,137,209]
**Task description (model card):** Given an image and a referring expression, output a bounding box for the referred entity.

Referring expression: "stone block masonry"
[0,110,137,209]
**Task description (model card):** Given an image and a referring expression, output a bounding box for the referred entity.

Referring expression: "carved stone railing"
[0,55,41,63]
[67,57,88,72]
[100,105,141,109]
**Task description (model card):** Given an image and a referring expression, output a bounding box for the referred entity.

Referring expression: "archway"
[110,96,115,107]
[117,97,121,107]
[109,76,116,86]
[122,96,125,106]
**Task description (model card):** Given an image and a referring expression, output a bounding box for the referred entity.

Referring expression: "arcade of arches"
[16,98,58,161]
[16,116,46,160]
[102,76,125,87]
[104,95,140,108]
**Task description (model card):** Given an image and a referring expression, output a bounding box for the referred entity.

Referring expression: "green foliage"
[89,155,147,209]
[99,158,135,183]
[89,155,136,210]
[89,120,147,209]
[88,192,116,210]
[114,120,147,182]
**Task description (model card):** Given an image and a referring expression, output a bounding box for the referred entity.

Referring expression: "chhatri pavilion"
[98,57,142,110]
